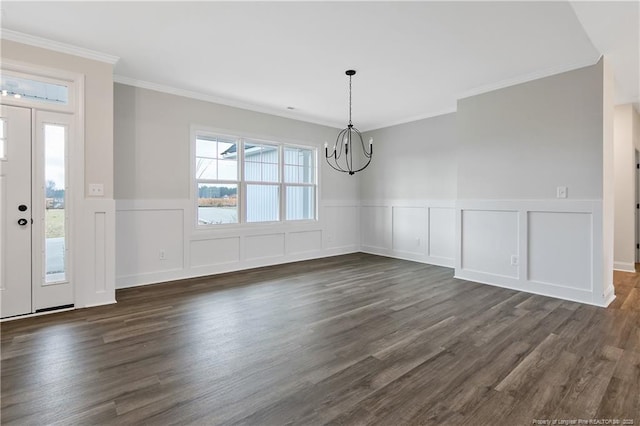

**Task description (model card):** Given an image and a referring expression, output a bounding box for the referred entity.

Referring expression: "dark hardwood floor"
[1,253,639,425]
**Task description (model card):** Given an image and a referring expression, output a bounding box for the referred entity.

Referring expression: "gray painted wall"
[361,113,457,200]
[457,61,603,200]
[114,84,358,202]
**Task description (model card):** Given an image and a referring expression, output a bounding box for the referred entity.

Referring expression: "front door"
[1,105,74,318]
[1,105,33,317]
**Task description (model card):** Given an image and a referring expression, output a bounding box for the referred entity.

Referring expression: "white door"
[1,105,33,317]
[0,105,74,318]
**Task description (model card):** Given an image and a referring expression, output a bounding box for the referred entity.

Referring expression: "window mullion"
[239,137,245,223]
[280,144,285,223]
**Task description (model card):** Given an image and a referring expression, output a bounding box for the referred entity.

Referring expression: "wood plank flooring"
[1,254,639,425]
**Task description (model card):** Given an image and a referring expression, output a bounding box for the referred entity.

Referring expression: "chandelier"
[325,70,373,175]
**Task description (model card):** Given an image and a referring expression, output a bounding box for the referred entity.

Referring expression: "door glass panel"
[44,124,66,283]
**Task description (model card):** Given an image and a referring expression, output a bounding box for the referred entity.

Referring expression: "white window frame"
[243,138,281,224]
[194,131,242,226]
[283,144,318,221]
[191,127,318,229]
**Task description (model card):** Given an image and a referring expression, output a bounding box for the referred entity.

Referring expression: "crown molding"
[457,56,600,101]
[362,106,458,132]
[113,74,343,130]
[1,29,120,65]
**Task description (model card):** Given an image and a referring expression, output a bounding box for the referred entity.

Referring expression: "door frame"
[636,149,640,264]
[1,60,85,316]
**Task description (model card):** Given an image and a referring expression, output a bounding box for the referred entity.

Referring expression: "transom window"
[194,131,317,226]
[1,74,69,105]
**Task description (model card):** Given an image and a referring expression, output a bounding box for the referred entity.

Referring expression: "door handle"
[17,218,28,226]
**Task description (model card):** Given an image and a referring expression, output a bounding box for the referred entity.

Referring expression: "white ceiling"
[1,1,637,131]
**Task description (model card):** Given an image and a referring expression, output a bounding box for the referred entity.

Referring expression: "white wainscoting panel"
[361,206,390,250]
[75,198,116,308]
[325,205,360,250]
[429,207,456,261]
[392,207,427,256]
[455,200,611,307]
[360,200,455,267]
[94,212,107,294]
[116,209,184,277]
[461,210,519,278]
[245,233,285,260]
[115,199,360,289]
[190,237,240,268]
[528,211,592,291]
[288,230,323,255]
[114,197,611,308]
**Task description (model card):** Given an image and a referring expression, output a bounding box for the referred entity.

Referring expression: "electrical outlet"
[88,183,104,197]
[159,250,166,260]
[510,255,519,266]
[556,186,567,199]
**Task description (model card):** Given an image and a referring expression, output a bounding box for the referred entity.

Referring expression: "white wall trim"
[363,107,458,132]
[453,272,604,308]
[1,29,120,65]
[613,261,636,273]
[115,198,360,289]
[457,57,600,101]
[361,246,454,268]
[456,198,601,211]
[0,306,75,322]
[116,196,613,307]
[361,199,456,208]
[114,75,342,130]
[360,199,456,268]
[454,198,611,307]
[116,246,358,289]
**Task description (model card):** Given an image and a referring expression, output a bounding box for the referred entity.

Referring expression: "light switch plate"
[89,183,104,196]
[556,186,567,199]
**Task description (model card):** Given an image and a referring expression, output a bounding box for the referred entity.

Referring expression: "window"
[195,135,239,225]
[1,74,69,105]
[194,131,317,226]
[284,146,315,220]
[244,141,280,222]
[44,124,67,283]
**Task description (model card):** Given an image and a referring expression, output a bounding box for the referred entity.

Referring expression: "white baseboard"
[361,245,455,268]
[454,272,609,308]
[613,261,636,273]
[116,246,359,289]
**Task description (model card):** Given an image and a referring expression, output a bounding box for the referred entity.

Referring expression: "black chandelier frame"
[325,70,373,176]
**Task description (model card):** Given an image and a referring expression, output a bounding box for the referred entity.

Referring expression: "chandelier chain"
[348,74,353,126]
